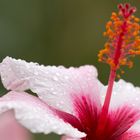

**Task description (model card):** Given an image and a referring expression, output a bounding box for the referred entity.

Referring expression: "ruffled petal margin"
[0,91,85,138]
[0,57,101,115]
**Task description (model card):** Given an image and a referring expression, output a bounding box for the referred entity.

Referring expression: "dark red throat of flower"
[97,3,140,134]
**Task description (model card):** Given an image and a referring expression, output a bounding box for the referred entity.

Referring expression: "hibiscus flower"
[0,3,140,140]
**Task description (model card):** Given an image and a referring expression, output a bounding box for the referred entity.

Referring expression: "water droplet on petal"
[53,76,58,81]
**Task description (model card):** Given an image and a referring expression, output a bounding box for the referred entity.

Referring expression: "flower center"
[97,3,140,135]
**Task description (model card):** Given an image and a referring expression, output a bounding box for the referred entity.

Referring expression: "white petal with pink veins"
[129,120,140,132]
[0,57,100,114]
[0,91,85,138]
[100,79,140,109]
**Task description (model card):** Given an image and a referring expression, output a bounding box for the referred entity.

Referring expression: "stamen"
[98,3,140,73]
[97,3,140,134]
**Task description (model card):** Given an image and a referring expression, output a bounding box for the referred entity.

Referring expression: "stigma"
[98,3,140,72]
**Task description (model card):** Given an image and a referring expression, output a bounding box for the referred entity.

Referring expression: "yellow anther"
[121,70,125,74]
[106,21,112,29]
[133,31,138,36]
[107,28,115,38]
[134,17,140,22]
[117,74,121,79]
[114,21,122,27]
[98,4,140,74]
[127,61,133,68]
[112,12,117,17]
[131,15,135,19]
[135,50,140,54]
[111,12,118,20]
[103,32,107,36]
[120,58,127,65]
[129,50,135,54]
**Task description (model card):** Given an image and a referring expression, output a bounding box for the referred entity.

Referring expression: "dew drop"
[53,76,58,81]
[52,91,57,95]
[34,71,39,75]
[64,76,69,80]
[56,72,60,76]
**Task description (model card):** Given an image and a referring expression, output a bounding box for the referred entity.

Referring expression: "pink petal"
[0,57,100,115]
[120,124,140,139]
[72,93,101,133]
[95,105,140,140]
[119,131,140,140]
[0,110,31,140]
[109,106,140,138]
[0,91,85,138]
[126,120,140,135]
[100,79,140,110]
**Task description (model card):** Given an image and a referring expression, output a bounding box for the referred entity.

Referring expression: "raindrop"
[52,91,57,95]
[53,76,58,81]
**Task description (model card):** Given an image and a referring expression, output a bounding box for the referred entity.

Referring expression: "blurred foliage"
[0,0,140,139]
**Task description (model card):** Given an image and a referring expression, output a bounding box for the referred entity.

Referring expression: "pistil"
[97,3,140,136]
[102,15,128,117]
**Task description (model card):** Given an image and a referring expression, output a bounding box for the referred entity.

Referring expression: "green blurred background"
[0,0,140,139]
